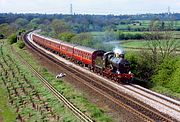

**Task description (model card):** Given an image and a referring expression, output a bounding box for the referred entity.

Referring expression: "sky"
[0,0,180,15]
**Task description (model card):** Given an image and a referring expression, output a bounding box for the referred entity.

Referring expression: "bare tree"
[145,19,178,64]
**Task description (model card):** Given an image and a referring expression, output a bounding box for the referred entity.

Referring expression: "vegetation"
[0,13,180,121]
[17,41,25,49]
[0,33,4,39]
[8,33,17,44]
[0,83,16,122]
[58,32,75,42]
[126,51,180,98]
[152,57,180,93]
[15,38,113,122]
[123,19,180,98]
[0,40,72,121]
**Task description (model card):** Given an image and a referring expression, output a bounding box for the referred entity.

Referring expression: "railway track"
[23,31,180,122]
[12,42,93,122]
[126,84,180,110]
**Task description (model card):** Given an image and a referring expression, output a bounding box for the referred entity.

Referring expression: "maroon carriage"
[73,45,105,68]
[60,42,76,58]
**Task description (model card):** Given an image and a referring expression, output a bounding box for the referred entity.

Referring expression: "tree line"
[1,13,180,34]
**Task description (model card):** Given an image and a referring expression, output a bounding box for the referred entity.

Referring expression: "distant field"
[120,40,147,48]
[120,39,180,49]
[117,20,180,31]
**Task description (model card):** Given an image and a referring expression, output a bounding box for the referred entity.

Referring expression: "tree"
[15,18,29,29]
[71,33,93,47]
[58,32,75,42]
[51,19,70,36]
[0,23,10,38]
[9,23,18,34]
[145,19,178,64]
[104,30,116,42]
[28,18,41,29]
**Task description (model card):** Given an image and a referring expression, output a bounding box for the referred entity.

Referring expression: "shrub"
[116,31,145,40]
[125,52,138,74]
[152,57,177,85]
[126,51,155,80]
[18,41,25,49]
[0,33,4,39]
[8,33,17,44]
[151,57,180,93]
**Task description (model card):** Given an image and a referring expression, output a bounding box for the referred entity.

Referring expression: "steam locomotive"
[31,32,134,83]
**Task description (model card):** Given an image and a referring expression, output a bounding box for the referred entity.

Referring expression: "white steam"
[113,47,125,54]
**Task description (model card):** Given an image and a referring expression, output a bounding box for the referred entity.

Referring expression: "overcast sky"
[0,0,180,15]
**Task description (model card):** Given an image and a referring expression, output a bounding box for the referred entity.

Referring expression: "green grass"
[0,40,80,121]
[121,40,147,48]
[151,85,180,99]
[120,39,180,49]
[13,38,113,122]
[0,39,17,122]
[11,46,79,121]
[0,84,17,122]
[116,20,180,31]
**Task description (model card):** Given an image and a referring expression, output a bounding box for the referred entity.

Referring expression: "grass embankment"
[0,39,16,122]
[0,40,79,121]
[0,85,16,122]
[13,40,113,121]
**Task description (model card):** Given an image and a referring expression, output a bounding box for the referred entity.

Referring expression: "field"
[117,20,180,31]
[120,39,180,49]
[91,31,180,51]
[120,40,147,48]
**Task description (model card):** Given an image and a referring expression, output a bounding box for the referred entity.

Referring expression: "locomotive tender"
[32,32,134,82]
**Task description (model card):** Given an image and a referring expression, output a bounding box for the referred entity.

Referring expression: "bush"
[126,51,155,80]
[125,52,138,74]
[152,57,176,85]
[8,33,17,44]
[151,57,180,93]
[116,31,145,40]
[18,41,25,49]
[0,33,4,39]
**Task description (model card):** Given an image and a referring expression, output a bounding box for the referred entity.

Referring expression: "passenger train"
[31,32,134,82]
